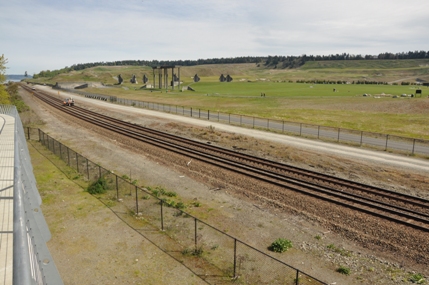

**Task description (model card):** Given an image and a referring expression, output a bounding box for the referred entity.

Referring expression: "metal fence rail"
[36,128,328,285]
[61,87,429,156]
[0,105,63,285]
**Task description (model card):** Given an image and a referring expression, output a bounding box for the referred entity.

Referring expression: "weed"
[268,238,292,253]
[409,273,426,284]
[315,235,322,240]
[337,266,351,275]
[87,177,107,194]
[175,202,186,210]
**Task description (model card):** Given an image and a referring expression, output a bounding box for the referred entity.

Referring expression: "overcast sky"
[1,0,428,75]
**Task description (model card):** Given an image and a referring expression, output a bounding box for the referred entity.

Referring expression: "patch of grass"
[87,177,108,194]
[327,243,352,257]
[268,238,293,253]
[337,265,351,275]
[409,273,426,284]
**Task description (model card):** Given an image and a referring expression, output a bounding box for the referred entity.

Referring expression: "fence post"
[282,121,284,133]
[318,126,320,139]
[99,165,101,179]
[67,148,70,166]
[267,119,269,130]
[191,108,193,117]
[233,239,237,278]
[86,159,89,180]
[412,139,416,155]
[135,186,138,214]
[360,131,363,146]
[385,135,389,151]
[253,117,255,128]
[59,143,62,160]
[208,110,210,121]
[295,270,300,285]
[116,175,119,200]
[300,123,302,136]
[27,127,30,140]
[337,128,340,142]
[194,218,198,250]
[229,113,230,124]
[161,200,164,231]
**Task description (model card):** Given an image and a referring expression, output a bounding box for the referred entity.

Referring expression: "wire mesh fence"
[58,87,429,156]
[35,127,330,285]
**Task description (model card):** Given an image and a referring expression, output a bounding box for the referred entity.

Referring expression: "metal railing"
[61,88,429,156]
[0,105,63,285]
[36,128,328,285]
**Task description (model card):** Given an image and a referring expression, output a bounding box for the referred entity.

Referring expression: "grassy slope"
[28,59,429,139]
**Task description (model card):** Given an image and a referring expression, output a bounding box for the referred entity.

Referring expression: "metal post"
[208,110,210,121]
[295,270,300,285]
[67,148,70,166]
[160,200,164,231]
[233,239,237,278]
[300,123,302,136]
[116,175,119,200]
[360,131,363,146]
[135,186,138,214]
[253,117,255,128]
[337,128,340,142]
[194,218,198,250]
[385,135,389,151]
[318,126,320,139]
[412,139,416,155]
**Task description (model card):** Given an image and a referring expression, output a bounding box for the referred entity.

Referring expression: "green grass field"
[28,60,429,139]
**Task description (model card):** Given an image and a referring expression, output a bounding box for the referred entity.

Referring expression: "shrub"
[87,177,107,194]
[268,238,292,253]
[337,266,351,275]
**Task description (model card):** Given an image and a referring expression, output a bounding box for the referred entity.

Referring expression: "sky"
[1,0,428,75]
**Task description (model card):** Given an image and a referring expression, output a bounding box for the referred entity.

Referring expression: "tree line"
[33,51,429,79]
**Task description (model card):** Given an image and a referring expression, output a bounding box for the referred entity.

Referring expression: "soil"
[19,85,429,285]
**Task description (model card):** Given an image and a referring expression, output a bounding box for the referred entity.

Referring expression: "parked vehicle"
[63,98,74,106]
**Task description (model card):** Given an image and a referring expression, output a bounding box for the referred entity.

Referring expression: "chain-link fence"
[58,87,429,156]
[34,128,328,285]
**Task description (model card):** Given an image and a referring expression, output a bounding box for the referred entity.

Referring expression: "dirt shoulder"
[21,86,429,285]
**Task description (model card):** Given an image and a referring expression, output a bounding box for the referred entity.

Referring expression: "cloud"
[1,0,428,74]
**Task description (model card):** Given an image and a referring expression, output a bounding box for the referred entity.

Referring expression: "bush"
[268,238,292,253]
[337,266,351,275]
[87,177,107,194]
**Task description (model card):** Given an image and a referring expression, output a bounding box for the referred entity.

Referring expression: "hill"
[28,59,429,85]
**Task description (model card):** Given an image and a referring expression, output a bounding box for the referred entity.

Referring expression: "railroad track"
[23,84,429,232]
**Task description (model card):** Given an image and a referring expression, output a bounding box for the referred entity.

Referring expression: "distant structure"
[220,74,233,82]
[25,71,28,77]
[142,74,148,84]
[117,74,123,85]
[152,65,181,90]
[130,74,138,84]
[193,74,200,83]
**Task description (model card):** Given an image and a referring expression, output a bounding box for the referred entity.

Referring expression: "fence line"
[34,128,328,285]
[59,88,429,156]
